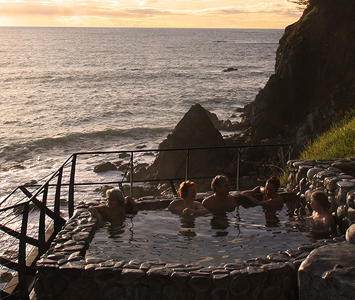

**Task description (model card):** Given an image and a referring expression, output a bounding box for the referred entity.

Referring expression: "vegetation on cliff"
[300,112,355,160]
[242,0,355,155]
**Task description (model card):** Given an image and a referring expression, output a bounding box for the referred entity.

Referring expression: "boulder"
[146,104,230,182]
[93,162,117,173]
[298,242,355,300]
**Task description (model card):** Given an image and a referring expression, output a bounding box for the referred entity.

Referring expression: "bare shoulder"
[168,199,183,211]
[92,205,108,213]
[202,195,216,209]
[227,195,236,202]
[202,195,216,204]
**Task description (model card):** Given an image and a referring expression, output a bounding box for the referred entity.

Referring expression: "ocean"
[0,27,283,200]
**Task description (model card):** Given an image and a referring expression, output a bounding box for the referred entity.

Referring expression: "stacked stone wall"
[35,196,345,300]
[287,158,355,232]
[35,157,355,300]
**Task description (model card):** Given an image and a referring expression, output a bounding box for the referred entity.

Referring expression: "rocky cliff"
[241,0,355,154]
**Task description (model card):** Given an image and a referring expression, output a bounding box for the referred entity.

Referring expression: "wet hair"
[106,188,125,207]
[311,191,331,210]
[266,176,280,190]
[211,175,229,193]
[179,181,195,198]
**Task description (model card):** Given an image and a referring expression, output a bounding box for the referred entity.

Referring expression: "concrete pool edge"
[34,199,345,300]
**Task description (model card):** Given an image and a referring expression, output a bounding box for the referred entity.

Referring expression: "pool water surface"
[86,204,322,267]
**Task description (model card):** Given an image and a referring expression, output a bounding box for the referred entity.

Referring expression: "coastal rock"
[241,0,355,155]
[298,242,355,300]
[93,162,117,173]
[222,67,238,72]
[345,224,355,244]
[145,104,230,185]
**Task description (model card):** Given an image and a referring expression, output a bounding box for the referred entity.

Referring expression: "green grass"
[280,112,355,187]
[300,113,355,160]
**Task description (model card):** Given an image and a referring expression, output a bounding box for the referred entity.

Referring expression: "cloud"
[0,0,302,28]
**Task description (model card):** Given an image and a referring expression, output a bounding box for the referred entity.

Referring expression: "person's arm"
[88,206,105,227]
[125,196,138,214]
[245,193,283,207]
[240,186,261,196]
[183,202,210,216]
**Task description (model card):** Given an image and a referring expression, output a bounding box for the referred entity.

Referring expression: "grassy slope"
[300,113,355,160]
[281,113,355,187]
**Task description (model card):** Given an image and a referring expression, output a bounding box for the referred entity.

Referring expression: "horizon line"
[0,25,285,30]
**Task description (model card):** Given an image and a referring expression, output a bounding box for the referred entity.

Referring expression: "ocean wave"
[0,127,170,162]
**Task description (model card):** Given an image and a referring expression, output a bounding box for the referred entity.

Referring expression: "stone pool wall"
[35,196,345,300]
[35,157,355,300]
[286,158,355,231]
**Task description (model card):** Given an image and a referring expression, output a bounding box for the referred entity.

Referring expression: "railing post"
[68,154,77,218]
[39,184,48,256]
[236,149,241,191]
[54,167,64,234]
[185,149,190,181]
[18,202,30,300]
[130,152,134,198]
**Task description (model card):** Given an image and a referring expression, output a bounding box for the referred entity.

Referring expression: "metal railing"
[0,143,292,299]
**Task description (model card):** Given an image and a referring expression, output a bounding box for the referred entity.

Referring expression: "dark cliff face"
[242,0,355,153]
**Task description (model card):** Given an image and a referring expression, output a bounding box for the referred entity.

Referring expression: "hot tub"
[35,195,342,300]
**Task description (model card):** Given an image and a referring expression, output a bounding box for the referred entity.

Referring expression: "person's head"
[265,176,280,198]
[179,181,196,199]
[311,191,330,211]
[106,188,125,208]
[211,175,230,196]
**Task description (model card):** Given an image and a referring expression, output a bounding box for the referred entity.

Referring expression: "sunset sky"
[0,0,303,29]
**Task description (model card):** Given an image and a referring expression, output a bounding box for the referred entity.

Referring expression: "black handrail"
[0,143,292,299]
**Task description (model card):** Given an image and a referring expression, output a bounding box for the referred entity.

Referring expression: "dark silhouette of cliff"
[241,0,355,154]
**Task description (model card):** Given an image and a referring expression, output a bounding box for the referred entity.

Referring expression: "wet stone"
[210,287,230,300]
[159,285,180,300]
[37,258,59,265]
[57,258,69,266]
[189,276,212,293]
[247,266,269,285]
[298,244,316,252]
[62,244,84,252]
[171,271,190,283]
[42,276,68,294]
[224,262,246,270]
[72,232,90,241]
[123,263,140,269]
[68,252,83,261]
[85,257,104,265]
[189,271,210,276]
[140,262,152,270]
[121,268,145,278]
[147,267,172,277]
[262,262,290,276]
[46,253,66,261]
[267,253,290,262]
[165,263,185,269]
[212,269,230,275]
[229,274,250,296]
[114,261,125,269]
[255,256,271,264]
[284,249,304,258]
[84,264,97,276]
[100,259,116,267]
[245,259,263,267]
[63,239,76,246]
[262,283,282,300]
[212,273,230,286]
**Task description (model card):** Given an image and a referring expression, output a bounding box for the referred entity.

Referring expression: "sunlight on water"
[0,27,283,198]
